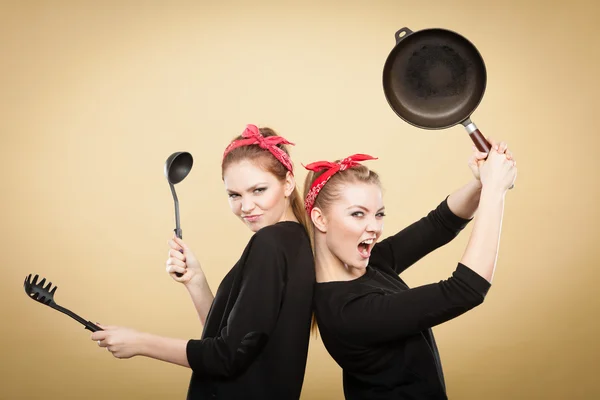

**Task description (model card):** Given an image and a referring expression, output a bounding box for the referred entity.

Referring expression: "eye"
[228,193,239,199]
[351,211,364,217]
[253,187,267,194]
[376,212,386,218]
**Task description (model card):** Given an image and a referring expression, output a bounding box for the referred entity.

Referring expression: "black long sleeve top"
[185,221,315,400]
[313,198,492,399]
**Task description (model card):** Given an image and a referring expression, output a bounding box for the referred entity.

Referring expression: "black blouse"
[314,198,492,399]
[186,221,315,400]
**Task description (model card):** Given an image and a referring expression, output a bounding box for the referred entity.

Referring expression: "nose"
[240,196,255,214]
[366,216,383,235]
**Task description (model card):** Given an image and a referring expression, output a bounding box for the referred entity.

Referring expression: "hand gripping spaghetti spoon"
[24,274,102,332]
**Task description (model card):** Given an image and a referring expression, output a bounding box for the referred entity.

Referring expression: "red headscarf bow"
[303,154,378,214]
[223,124,295,173]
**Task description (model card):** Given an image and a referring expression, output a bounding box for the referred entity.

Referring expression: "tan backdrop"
[1,0,598,399]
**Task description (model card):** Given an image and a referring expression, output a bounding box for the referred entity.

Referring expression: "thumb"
[475,151,489,160]
[471,145,488,160]
[91,331,106,340]
[96,323,117,330]
[173,236,189,251]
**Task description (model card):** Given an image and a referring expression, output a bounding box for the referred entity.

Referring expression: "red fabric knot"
[222,124,295,173]
[303,154,377,214]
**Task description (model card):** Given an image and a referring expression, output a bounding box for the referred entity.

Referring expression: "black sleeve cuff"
[186,339,204,374]
[440,195,473,229]
[455,262,492,297]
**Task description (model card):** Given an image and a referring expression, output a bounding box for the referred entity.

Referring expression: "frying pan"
[382,27,492,152]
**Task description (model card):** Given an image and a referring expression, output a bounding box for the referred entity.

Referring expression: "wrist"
[137,332,153,357]
[186,272,208,288]
[480,185,507,201]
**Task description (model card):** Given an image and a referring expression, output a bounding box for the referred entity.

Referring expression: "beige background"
[1,0,598,399]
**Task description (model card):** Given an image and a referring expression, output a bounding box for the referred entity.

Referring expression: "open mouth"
[358,238,375,259]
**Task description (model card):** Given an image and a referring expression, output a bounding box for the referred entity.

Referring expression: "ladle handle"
[175,229,184,278]
[170,182,185,277]
[464,122,515,190]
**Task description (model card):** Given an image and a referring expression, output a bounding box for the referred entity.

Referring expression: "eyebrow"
[226,182,269,194]
[346,205,386,212]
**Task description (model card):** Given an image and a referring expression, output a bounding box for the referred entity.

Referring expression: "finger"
[173,236,188,250]
[475,150,488,160]
[97,324,119,331]
[468,153,476,166]
[91,331,108,341]
[168,249,185,261]
[505,150,513,160]
[167,257,186,268]
[167,264,186,275]
[98,340,108,348]
[470,145,488,159]
[487,137,497,149]
[491,140,503,153]
[497,142,508,154]
[167,239,183,252]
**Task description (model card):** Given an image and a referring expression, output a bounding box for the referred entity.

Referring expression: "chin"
[247,223,263,233]
[345,258,369,270]
[244,219,270,232]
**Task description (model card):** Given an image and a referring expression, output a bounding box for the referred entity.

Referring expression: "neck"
[279,205,298,224]
[313,236,366,283]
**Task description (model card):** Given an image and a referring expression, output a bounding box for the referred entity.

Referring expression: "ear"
[311,207,327,233]
[283,171,295,198]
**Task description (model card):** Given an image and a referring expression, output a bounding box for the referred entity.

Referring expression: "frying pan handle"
[464,121,515,190]
[469,129,491,153]
[394,27,413,44]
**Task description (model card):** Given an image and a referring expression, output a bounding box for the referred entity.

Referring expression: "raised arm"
[447,139,514,220]
[370,141,514,275]
[460,145,517,282]
[370,196,472,275]
[340,145,517,345]
[166,236,214,325]
[339,262,490,345]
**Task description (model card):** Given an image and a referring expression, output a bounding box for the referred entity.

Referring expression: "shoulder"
[251,221,310,250]
[239,222,311,269]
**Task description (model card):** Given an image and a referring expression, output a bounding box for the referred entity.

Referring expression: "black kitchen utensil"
[383,27,514,189]
[164,151,193,277]
[383,27,491,152]
[24,273,101,332]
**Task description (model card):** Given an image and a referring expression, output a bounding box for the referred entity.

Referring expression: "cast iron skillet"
[383,27,491,152]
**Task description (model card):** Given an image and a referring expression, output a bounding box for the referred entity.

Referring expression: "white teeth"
[361,239,374,245]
